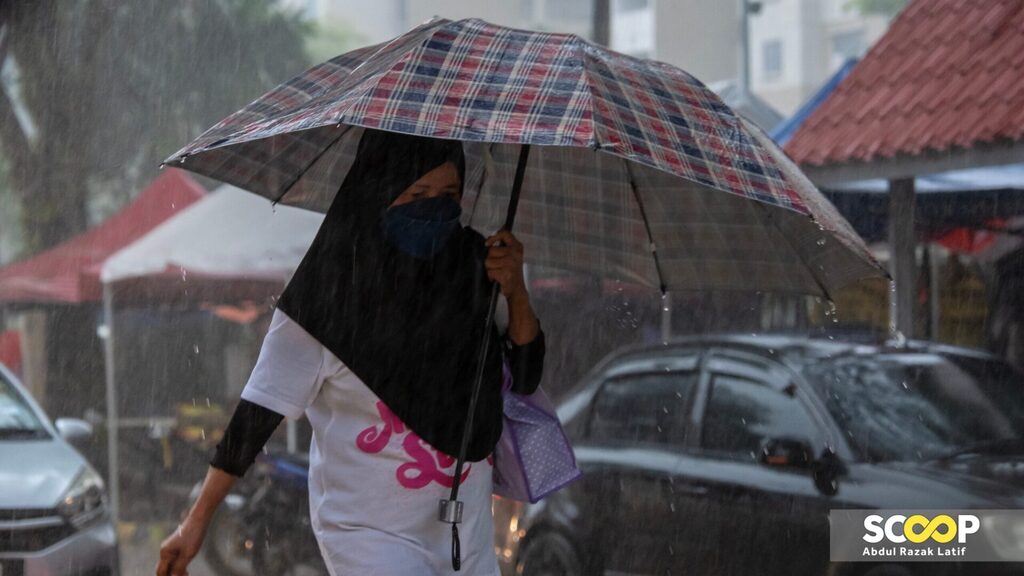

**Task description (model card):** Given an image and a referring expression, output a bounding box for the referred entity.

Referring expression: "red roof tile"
[786,0,1024,167]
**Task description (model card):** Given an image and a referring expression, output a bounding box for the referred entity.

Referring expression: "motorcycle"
[195,449,328,576]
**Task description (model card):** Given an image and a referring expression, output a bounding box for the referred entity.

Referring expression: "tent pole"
[661,292,673,343]
[929,243,941,341]
[286,418,297,454]
[102,282,120,526]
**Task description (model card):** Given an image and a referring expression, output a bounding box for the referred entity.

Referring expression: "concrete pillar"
[888,178,916,338]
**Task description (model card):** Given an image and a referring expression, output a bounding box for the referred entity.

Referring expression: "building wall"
[287,0,895,117]
[646,0,738,85]
[749,0,892,115]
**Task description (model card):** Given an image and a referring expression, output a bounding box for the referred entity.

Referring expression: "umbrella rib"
[756,202,835,302]
[467,143,494,227]
[623,158,668,294]
[269,124,355,206]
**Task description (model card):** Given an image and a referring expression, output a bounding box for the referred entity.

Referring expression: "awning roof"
[101,185,322,303]
[785,0,1024,172]
[0,169,205,304]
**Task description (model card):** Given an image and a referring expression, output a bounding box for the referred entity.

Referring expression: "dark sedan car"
[494,336,1024,576]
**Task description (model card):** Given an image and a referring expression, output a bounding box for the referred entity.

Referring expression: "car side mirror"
[811,446,844,496]
[760,437,813,469]
[55,418,94,448]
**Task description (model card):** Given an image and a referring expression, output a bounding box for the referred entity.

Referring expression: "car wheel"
[517,532,582,576]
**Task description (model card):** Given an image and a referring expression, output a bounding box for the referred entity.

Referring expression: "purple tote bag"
[492,361,582,503]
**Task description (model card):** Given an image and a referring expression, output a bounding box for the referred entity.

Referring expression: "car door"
[576,353,701,575]
[670,351,834,576]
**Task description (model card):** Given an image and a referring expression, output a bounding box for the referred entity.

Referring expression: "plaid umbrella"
[165,17,884,297]
[165,17,886,570]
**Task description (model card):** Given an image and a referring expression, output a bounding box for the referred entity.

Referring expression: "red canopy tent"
[0,169,205,305]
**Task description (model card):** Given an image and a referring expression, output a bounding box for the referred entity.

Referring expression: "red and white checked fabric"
[166,18,883,296]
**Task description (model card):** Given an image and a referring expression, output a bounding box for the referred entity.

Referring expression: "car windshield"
[804,352,1024,462]
[0,373,49,439]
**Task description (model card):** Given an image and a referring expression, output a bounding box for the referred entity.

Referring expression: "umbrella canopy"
[0,169,205,304]
[101,184,322,302]
[164,17,882,298]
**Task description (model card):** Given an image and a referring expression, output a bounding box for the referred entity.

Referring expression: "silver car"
[0,363,119,576]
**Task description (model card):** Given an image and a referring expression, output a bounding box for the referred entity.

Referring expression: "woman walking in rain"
[156,129,545,576]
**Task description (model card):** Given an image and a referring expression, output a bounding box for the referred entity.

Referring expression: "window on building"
[762,39,783,80]
[832,29,866,62]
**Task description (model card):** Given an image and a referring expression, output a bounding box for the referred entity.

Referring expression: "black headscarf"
[276,128,504,462]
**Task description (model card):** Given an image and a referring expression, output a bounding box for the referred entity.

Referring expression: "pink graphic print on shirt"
[356,401,472,490]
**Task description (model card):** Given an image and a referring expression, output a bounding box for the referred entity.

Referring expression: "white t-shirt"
[240,308,500,576]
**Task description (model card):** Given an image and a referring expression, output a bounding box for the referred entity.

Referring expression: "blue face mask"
[380,196,463,259]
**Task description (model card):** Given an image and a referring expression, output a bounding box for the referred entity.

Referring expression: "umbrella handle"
[441,144,530,571]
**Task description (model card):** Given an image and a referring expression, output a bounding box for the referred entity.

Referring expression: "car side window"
[588,371,697,446]
[701,373,818,461]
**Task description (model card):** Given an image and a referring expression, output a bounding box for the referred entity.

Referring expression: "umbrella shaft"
[448,144,530,503]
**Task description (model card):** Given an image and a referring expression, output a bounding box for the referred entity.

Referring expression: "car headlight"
[57,468,107,528]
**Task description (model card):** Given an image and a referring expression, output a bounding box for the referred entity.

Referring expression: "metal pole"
[286,418,298,454]
[929,243,941,341]
[101,283,120,526]
[592,0,611,46]
[888,178,916,338]
[738,0,749,98]
[660,292,672,342]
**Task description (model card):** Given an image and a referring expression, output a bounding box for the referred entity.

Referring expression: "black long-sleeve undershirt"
[210,330,546,477]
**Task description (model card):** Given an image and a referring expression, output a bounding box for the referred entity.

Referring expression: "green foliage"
[0,0,311,252]
[844,0,910,17]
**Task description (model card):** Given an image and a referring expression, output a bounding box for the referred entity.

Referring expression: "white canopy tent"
[102,184,322,285]
[99,184,322,522]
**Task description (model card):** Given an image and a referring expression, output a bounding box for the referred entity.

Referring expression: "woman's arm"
[507,328,545,395]
[157,467,238,576]
[208,398,285,476]
[485,229,540,345]
[485,229,545,394]
[157,399,283,576]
